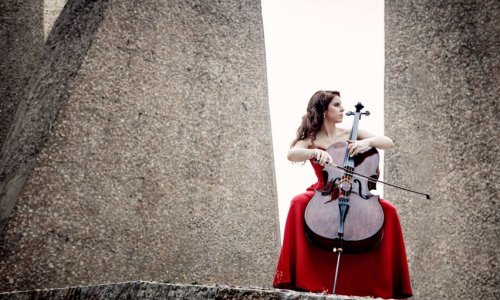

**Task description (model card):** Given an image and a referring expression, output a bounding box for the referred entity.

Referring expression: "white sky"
[260,0,385,240]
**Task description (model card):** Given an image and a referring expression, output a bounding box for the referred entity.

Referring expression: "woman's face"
[324,95,344,123]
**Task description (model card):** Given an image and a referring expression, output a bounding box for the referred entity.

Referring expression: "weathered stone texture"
[0,0,110,239]
[0,0,68,150]
[0,281,377,300]
[0,0,279,293]
[0,0,44,149]
[385,1,499,299]
[44,0,68,37]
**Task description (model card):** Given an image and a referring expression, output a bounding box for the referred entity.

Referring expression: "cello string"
[324,162,430,199]
[315,154,430,199]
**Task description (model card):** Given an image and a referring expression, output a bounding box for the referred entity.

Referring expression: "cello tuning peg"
[362,111,370,116]
[346,111,355,116]
[355,102,364,112]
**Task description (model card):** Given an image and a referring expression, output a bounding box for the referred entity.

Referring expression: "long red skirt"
[273,185,413,299]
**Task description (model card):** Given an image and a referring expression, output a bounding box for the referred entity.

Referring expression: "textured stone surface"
[0,0,111,240]
[0,0,68,150]
[0,0,44,149]
[385,1,499,299]
[0,281,378,300]
[44,0,68,37]
[0,0,279,293]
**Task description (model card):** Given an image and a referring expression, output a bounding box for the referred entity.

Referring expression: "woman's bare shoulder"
[293,138,313,149]
[333,127,351,139]
[338,127,350,135]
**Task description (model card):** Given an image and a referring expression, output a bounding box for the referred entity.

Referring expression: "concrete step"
[0,281,381,299]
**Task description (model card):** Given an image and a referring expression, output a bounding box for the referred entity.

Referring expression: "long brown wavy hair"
[291,90,340,147]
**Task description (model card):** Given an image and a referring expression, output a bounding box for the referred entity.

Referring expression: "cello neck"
[343,102,367,168]
[347,102,365,141]
[349,114,360,141]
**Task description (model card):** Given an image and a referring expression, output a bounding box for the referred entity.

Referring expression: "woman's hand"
[347,139,371,157]
[312,149,333,166]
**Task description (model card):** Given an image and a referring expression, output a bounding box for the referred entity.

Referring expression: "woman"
[273,90,412,299]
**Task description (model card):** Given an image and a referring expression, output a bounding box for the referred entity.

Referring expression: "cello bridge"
[338,176,353,192]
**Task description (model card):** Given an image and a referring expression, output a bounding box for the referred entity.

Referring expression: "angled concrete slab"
[0,0,279,292]
[385,0,498,298]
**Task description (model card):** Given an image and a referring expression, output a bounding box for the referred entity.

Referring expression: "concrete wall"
[0,0,67,149]
[0,0,279,292]
[0,1,44,149]
[385,1,499,299]
[44,0,68,37]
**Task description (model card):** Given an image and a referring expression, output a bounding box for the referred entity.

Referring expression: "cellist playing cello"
[273,90,413,299]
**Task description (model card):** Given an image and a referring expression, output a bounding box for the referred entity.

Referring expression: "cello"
[303,102,430,294]
[304,102,384,254]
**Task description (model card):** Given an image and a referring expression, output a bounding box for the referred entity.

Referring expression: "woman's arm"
[348,129,394,156]
[358,129,394,150]
[287,139,332,165]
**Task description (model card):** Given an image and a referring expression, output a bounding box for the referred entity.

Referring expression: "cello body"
[304,141,384,254]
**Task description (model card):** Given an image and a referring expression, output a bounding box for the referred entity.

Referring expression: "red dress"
[273,159,413,299]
